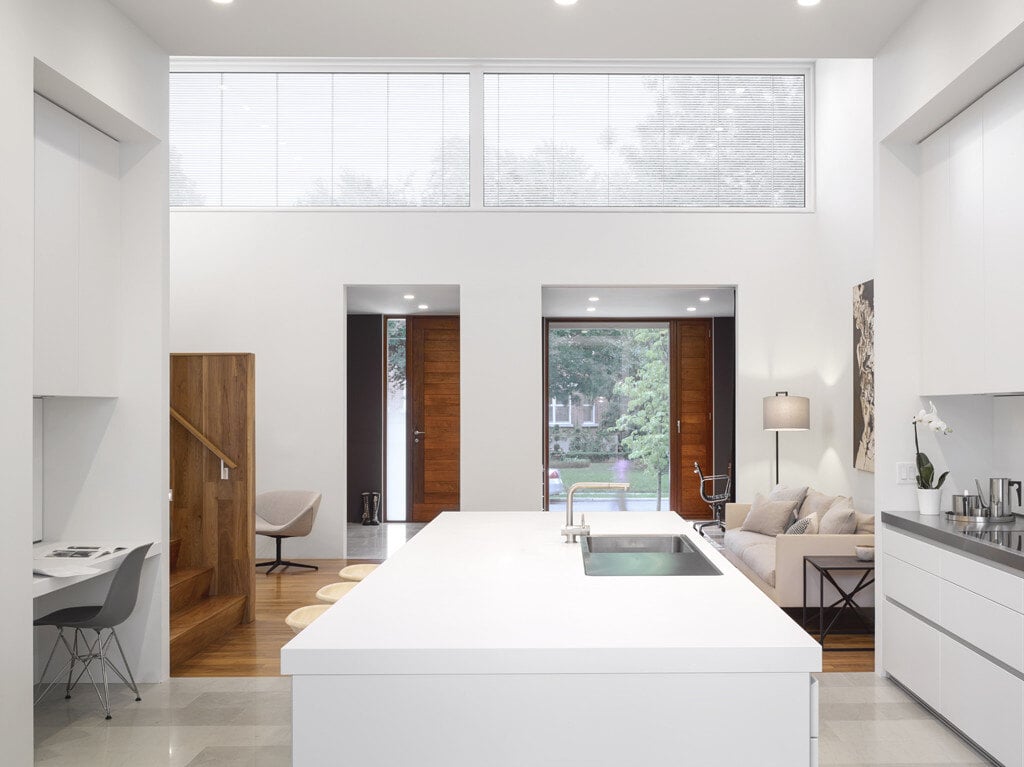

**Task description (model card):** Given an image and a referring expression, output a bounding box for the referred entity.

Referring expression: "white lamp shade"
[763,394,810,431]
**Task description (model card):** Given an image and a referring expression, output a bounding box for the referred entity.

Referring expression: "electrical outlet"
[896,462,916,485]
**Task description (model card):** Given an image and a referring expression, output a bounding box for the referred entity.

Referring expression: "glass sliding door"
[546,322,671,512]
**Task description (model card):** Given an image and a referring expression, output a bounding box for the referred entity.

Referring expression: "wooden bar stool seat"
[285,604,331,633]
[315,582,358,604]
[338,563,379,582]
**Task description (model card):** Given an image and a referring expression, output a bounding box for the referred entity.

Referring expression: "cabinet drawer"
[941,634,1024,767]
[940,548,1024,614]
[883,554,941,622]
[883,600,941,710]
[884,527,942,575]
[941,579,1024,672]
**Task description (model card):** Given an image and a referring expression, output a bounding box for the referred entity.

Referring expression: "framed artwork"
[853,279,875,472]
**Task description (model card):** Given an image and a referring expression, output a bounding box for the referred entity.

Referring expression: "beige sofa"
[722,503,875,608]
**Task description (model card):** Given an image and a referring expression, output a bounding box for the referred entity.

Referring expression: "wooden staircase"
[169,537,246,671]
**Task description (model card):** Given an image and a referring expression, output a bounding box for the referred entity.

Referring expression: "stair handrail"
[170,407,239,470]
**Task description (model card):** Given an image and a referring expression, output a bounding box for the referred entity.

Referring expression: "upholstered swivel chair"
[255,490,322,574]
[34,543,152,719]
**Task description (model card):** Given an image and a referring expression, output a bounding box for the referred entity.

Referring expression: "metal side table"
[802,555,875,651]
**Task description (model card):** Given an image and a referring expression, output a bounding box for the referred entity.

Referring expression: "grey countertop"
[881,509,1024,574]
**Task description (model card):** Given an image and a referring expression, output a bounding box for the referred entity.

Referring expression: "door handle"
[413,430,426,436]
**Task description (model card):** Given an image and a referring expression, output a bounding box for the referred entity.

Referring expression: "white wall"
[170,60,876,559]
[872,0,1024,674]
[0,0,167,759]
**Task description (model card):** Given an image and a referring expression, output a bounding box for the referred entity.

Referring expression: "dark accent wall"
[346,315,384,523]
[712,317,736,501]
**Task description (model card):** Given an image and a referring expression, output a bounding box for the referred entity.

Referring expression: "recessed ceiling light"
[699,296,711,302]
[586,307,597,313]
[686,307,697,312]
[588,296,600,302]
[554,0,578,5]
[797,0,820,6]
[211,0,234,5]
[418,304,429,310]
[403,294,415,300]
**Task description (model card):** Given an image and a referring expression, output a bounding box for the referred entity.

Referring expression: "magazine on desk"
[33,546,127,578]
[40,546,125,560]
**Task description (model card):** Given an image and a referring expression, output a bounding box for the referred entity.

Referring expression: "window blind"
[483,73,805,208]
[170,72,470,207]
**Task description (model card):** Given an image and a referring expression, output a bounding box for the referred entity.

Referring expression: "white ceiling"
[111,0,921,59]
[543,287,735,319]
[346,285,460,315]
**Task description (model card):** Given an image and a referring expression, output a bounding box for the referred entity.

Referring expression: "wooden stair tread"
[171,595,245,636]
[170,567,212,586]
[170,595,246,670]
[169,567,214,613]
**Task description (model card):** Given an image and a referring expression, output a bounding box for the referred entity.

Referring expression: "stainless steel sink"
[580,534,722,577]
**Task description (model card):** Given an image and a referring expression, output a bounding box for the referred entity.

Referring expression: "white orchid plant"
[912,402,953,490]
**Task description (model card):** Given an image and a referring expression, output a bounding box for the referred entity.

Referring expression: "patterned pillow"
[785,516,814,535]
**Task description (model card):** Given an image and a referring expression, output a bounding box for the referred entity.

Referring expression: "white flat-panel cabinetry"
[883,525,1024,766]
[919,67,1024,395]
[33,95,120,397]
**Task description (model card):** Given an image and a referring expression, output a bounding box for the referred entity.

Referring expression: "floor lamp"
[763,391,810,485]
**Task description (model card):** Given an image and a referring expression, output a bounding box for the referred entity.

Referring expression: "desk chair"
[255,491,323,574]
[34,543,152,719]
[693,462,732,539]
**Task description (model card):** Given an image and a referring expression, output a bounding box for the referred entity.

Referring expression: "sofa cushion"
[819,498,858,534]
[769,484,809,516]
[740,543,776,588]
[798,489,836,521]
[855,511,875,535]
[723,529,774,558]
[742,493,799,536]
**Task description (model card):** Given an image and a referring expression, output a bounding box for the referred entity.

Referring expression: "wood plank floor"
[173,557,874,676]
[172,559,379,677]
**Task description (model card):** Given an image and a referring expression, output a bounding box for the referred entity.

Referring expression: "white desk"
[33,540,160,599]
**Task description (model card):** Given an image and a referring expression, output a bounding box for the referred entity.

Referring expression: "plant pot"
[917,488,941,516]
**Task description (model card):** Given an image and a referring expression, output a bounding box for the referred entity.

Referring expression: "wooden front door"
[671,320,714,518]
[407,317,460,522]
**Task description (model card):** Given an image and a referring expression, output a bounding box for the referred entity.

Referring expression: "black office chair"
[693,462,732,539]
[34,543,152,719]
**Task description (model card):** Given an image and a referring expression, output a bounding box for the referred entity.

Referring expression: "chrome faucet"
[562,482,631,543]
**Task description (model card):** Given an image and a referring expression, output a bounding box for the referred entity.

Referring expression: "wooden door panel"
[671,320,714,518]
[409,317,460,523]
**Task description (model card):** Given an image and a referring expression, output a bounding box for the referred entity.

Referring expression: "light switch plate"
[896,462,916,485]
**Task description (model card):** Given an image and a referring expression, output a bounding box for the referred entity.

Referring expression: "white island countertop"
[282,512,821,676]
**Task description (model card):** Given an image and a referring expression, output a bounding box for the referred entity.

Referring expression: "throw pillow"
[785,516,814,535]
[798,489,836,521]
[742,492,799,536]
[855,511,875,535]
[804,512,820,534]
[819,497,858,534]
[768,484,809,518]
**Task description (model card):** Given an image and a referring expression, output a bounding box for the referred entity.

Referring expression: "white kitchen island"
[282,512,821,766]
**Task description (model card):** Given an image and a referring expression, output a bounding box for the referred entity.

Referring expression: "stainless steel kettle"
[975,478,1023,518]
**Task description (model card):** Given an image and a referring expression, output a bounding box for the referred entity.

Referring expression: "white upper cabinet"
[982,70,1024,394]
[34,95,120,397]
[920,66,1024,395]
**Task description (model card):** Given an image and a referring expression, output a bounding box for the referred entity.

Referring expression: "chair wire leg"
[95,629,112,719]
[109,628,141,701]
[34,629,72,706]
[65,628,79,699]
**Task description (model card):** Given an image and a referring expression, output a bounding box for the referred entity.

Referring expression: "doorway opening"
[346,286,460,547]
[542,287,735,518]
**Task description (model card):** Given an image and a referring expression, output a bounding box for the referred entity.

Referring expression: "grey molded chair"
[34,543,152,719]
[255,491,322,574]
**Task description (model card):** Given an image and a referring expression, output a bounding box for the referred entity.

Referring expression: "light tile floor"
[34,672,993,766]
[346,521,425,560]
